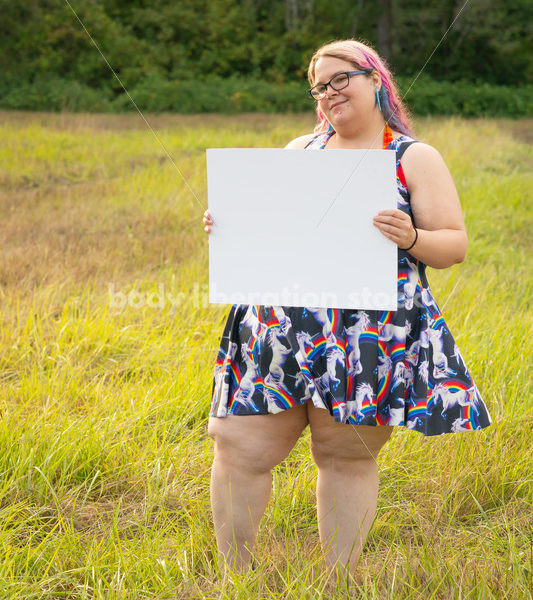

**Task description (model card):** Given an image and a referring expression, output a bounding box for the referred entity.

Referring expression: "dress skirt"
[209,134,492,436]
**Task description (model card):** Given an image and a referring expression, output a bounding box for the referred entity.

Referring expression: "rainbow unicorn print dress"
[209,132,492,436]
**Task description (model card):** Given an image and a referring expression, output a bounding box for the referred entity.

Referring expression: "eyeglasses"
[309,69,372,100]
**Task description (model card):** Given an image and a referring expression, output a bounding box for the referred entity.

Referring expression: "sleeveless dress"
[209,130,492,436]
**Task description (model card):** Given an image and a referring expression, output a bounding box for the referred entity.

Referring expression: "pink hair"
[307,39,413,136]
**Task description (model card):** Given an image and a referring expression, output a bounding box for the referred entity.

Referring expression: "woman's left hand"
[373,209,416,249]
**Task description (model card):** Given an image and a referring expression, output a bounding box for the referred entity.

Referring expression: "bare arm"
[373,143,468,269]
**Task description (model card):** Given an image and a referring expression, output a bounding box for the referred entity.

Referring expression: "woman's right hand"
[203,209,213,234]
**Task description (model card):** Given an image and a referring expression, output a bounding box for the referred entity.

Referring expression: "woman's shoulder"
[399,140,448,170]
[399,140,454,191]
[284,133,321,149]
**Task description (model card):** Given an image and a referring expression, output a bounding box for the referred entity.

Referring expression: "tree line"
[1,0,531,92]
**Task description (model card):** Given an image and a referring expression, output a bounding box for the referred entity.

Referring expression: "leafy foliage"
[0,74,531,117]
[0,0,531,114]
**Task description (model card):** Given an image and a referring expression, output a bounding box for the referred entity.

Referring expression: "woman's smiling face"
[313,56,379,128]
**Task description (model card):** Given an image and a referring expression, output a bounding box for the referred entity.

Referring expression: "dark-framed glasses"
[309,69,372,100]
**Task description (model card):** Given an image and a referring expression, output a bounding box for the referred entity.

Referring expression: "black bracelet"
[400,227,418,251]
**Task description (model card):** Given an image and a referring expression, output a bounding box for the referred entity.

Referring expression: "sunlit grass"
[0,111,532,599]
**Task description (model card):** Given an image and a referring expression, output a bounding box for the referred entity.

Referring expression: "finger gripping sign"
[206,148,397,310]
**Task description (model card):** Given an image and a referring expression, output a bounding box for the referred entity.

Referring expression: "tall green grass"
[0,112,532,599]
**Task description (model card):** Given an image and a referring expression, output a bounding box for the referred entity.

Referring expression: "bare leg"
[208,403,309,573]
[307,402,392,579]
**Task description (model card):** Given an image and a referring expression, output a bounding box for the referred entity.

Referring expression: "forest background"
[1,0,532,116]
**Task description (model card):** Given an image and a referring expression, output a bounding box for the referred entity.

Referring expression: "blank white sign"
[206,148,398,310]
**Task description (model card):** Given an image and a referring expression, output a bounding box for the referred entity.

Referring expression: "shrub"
[397,76,533,118]
[1,75,531,117]
[0,77,113,112]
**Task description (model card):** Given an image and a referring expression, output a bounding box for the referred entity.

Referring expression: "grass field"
[0,111,532,599]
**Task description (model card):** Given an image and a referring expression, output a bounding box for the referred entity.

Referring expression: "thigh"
[208,403,310,472]
[306,402,392,464]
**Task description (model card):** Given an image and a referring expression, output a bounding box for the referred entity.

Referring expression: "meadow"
[0,111,532,599]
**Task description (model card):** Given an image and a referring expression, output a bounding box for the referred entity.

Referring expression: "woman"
[202,39,491,578]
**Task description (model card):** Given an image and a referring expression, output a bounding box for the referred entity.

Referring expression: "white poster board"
[206,148,398,310]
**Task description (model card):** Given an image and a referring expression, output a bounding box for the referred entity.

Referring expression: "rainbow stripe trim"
[377,370,391,402]
[390,342,405,361]
[260,380,297,409]
[430,314,446,330]
[378,311,394,325]
[360,327,379,343]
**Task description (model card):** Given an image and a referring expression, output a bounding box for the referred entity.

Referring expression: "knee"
[310,440,368,471]
[311,442,378,481]
[208,417,294,474]
[310,426,392,470]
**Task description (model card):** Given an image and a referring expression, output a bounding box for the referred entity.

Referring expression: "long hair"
[307,39,413,136]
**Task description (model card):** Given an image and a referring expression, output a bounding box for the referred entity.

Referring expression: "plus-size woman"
[202,39,491,578]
